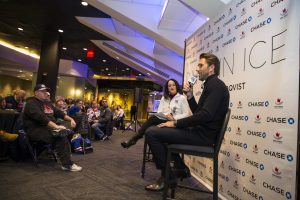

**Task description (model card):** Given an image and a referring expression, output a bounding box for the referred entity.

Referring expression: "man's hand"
[56,125,66,130]
[70,120,76,128]
[183,82,193,100]
[157,121,175,128]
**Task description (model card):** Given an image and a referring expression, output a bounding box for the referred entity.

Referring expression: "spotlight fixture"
[18,27,23,31]
[19,70,23,72]
[58,29,64,33]
[78,59,82,62]
[62,47,67,50]
[81,1,88,6]
[102,59,106,62]
[83,48,87,51]
[206,17,210,21]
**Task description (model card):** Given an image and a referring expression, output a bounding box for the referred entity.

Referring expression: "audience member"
[0,96,7,110]
[23,84,82,172]
[91,99,113,141]
[113,105,125,130]
[5,89,26,111]
[67,99,83,117]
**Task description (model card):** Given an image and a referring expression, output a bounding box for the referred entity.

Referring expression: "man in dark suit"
[144,53,230,191]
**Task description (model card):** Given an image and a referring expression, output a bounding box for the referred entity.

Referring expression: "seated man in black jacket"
[23,84,82,172]
[144,53,229,191]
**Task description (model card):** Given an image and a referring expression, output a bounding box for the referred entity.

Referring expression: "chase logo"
[245,158,264,170]
[227,126,231,133]
[271,0,286,8]
[288,118,294,125]
[223,15,236,27]
[286,192,292,199]
[243,186,261,199]
[254,115,262,124]
[287,154,293,162]
[264,149,294,162]
[274,98,283,108]
[251,0,263,7]
[220,149,230,157]
[231,115,248,121]
[218,172,229,182]
[251,18,272,32]
[229,165,246,176]
[248,101,269,107]
[230,140,247,149]
[247,130,266,138]
[257,8,264,17]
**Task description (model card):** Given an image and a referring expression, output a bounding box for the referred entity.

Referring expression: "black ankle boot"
[121,133,143,149]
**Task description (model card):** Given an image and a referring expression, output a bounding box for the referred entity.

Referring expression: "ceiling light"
[62,47,67,50]
[147,73,151,75]
[0,40,39,59]
[116,56,119,59]
[108,74,111,76]
[102,59,106,62]
[58,29,64,33]
[26,79,29,81]
[78,59,82,62]
[81,1,88,6]
[122,70,125,72]
[206,17,210,21]
[17,76,21,77]
[83,48,87,51]
[19,70,23,72]
[107,90,110,92]
[126,68,129,70]
[150,95,153,97]
[30,74,33,77]
[139,74,142,76]
[24,46,28,49]
[105,68,109,70]
[18,27,23,31]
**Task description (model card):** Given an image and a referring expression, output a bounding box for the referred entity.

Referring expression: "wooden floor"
[0,130,213,200]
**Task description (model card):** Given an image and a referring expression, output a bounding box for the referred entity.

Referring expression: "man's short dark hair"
[199,53,220,76]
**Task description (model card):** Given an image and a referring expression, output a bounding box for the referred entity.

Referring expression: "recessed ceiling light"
[122,70,125,72]
[78,59,82,62]
[139,74,142,76]
[126,68,129,70]
[105,68,109,70]
[81,1,88,6]
[17,76,21,77]
[18,27,23,31]
[30,74,33,77]
[102,59,106,62]
[62,47,67,50]
[108,74,111,76]
[19,70,23,72]
[83,48,87,51]
[58,29,64,33]
[26,79,29,81]
[206,17,210,21]
[150,94,153,96]
[107,90,110,92]
[116,56,119,59]
[24,46,28,49]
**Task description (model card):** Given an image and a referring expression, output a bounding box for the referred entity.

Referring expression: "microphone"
[188,74,198,86]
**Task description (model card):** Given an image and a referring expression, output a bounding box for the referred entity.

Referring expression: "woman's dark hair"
[163,79,182,99]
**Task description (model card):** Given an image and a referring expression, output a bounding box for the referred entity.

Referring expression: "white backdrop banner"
[184,0,299,199]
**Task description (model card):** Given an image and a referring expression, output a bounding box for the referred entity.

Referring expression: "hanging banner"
[184,0,299,199]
